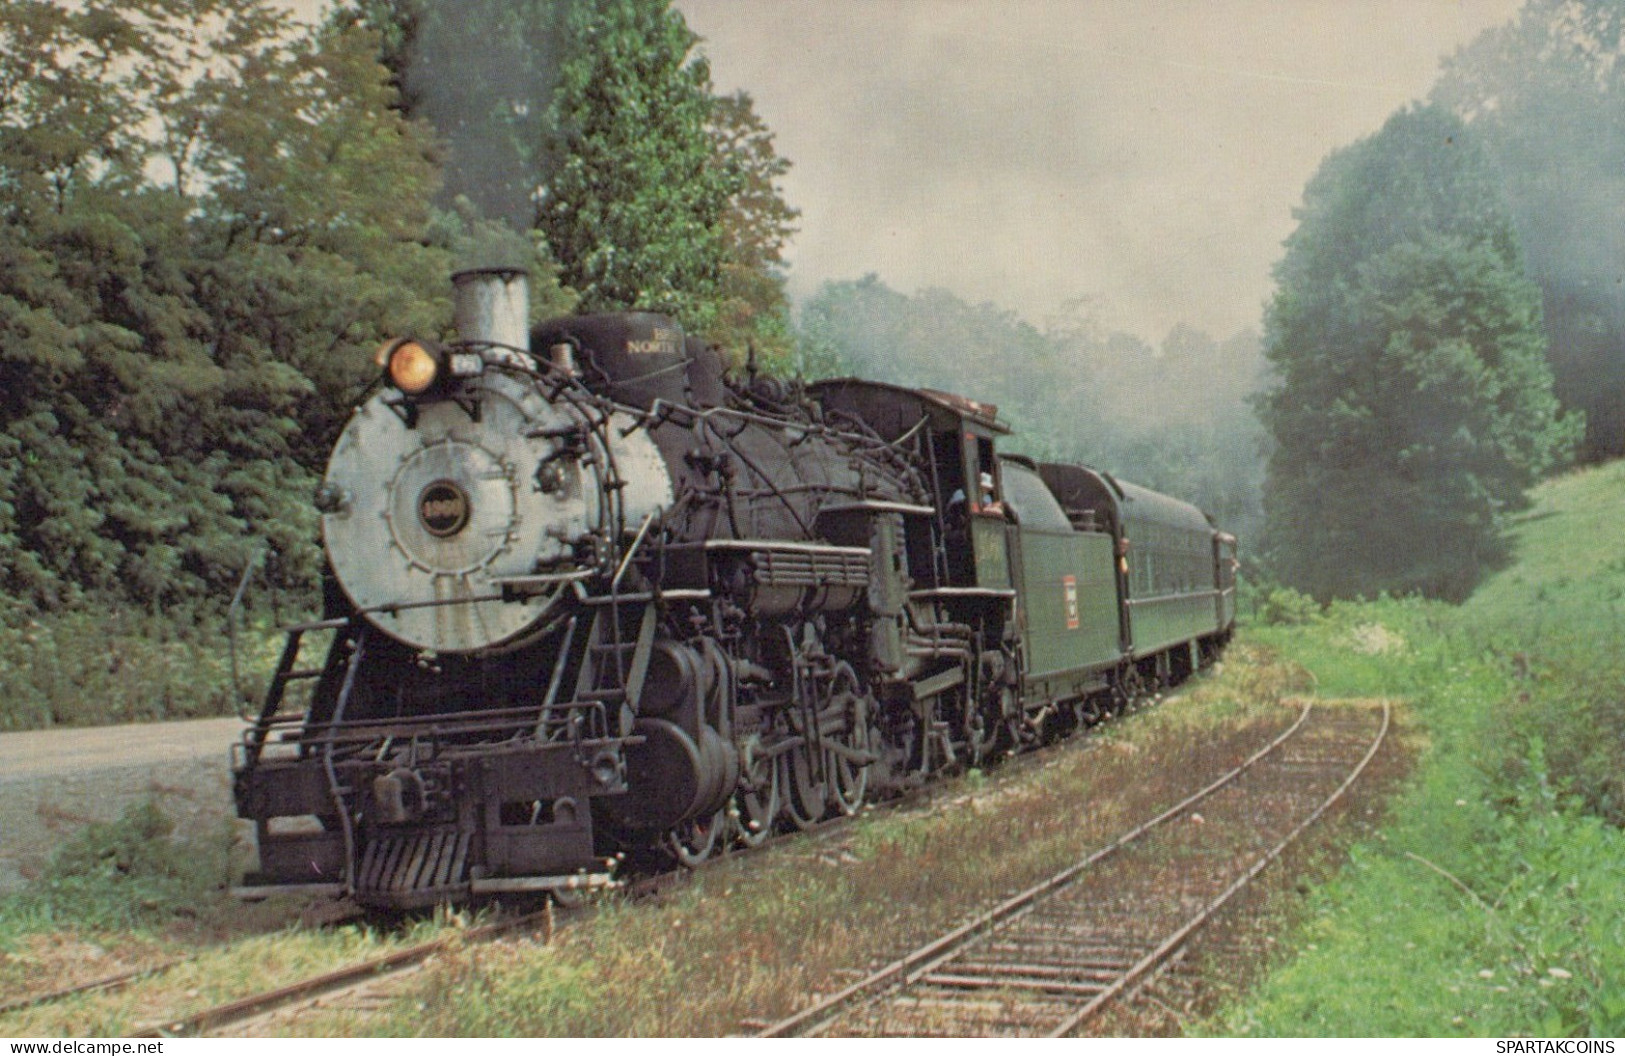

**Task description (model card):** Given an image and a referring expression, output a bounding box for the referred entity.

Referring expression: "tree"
[1433,0,1625,461]
[1258,104,1581,600]
[344,0,800,353]
[706,90,799,362]
[537,0,741,331]
[0,1,453,610]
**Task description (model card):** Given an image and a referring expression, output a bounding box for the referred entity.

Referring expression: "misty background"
[665,1,1526,547]
[674,0,1521,339]
[671,1,1621,566]
[276,0,1580,547]
[4,0,1618,629]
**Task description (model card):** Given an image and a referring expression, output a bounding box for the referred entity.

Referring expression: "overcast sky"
[673,0,1523,341]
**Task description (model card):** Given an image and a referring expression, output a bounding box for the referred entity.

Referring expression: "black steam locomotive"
[232,270,1237,908]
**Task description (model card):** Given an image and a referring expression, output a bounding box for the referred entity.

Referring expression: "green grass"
[0,606,295,730]
[15,462,1625,1035]
[1210,475,1625,1038]
[0,800,245,963]
[1460,460,1625,824]
[0,799,468,1036]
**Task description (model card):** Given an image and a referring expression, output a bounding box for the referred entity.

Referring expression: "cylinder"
[639,641,700,717]
[452,268,529,351]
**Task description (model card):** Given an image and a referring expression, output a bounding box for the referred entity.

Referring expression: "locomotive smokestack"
[452,268,529,351]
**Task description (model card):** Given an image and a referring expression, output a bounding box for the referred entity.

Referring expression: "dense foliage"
[1225,459,1625,1035]
[1220,592,1625,1036]
[0,0,798,628]
[0,0,451,613]
[1257,104,1580,601]
[0,0,804,727]
[1433,0,1625,462]
[537,0,738,330]
[704,89,800,361]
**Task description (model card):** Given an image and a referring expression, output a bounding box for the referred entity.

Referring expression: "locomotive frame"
[231,271,1237,908]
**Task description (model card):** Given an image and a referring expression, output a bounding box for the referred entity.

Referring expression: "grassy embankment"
[296,651,1316,1038]
[1211,461,1625,1036]
[0,799,466,1035]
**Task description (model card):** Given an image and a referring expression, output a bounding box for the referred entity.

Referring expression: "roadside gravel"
[0,717,245,896]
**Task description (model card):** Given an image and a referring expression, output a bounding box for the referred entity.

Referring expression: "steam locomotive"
[232,269,1237,908]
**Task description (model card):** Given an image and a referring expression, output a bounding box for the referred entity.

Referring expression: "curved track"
[112,725,1096,1036]
[25,691,1354,1038]
[757,700,1390,1037]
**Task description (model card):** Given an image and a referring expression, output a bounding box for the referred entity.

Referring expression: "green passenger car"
[1038,463,1229,682]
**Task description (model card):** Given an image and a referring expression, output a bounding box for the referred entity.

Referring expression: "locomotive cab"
[808,379,1014,593]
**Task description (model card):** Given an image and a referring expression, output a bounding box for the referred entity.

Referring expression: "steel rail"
[1047,699,1391,1037]
[109,743,1012,1036]
[127,909,552,1038]
[757,700,1318,1038]
[121,764,961,1039]
[0,899,374,1023]
[0,960,187,1018]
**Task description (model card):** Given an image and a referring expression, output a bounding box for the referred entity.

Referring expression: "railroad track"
[110,719,1111,1037]
[0,900,365,1022]
[124,908,557,1039]
[96,691,1157,1037]
[0,961,188,1019]
[2,688,1172,1037]
[756,699,1390,1037]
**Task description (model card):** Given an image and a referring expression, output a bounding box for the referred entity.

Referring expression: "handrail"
[227,545,266,719]
[612,507,662,595]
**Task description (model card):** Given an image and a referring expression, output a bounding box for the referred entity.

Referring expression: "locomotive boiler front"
[318,270,673,653]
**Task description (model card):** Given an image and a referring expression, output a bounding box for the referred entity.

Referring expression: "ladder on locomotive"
[242,603,647,754]
[243,616,355,768]
[553,601,652,742]
[539,507,662,743]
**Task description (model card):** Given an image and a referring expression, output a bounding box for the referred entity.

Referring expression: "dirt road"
[0,717,245,896]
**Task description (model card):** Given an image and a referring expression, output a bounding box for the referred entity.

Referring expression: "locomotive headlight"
[378,339,442,395]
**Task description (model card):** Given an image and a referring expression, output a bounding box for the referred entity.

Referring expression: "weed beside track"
[758,701,1393,1037]
[2,641,1365,1038]
[1209,592,1625,1037]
